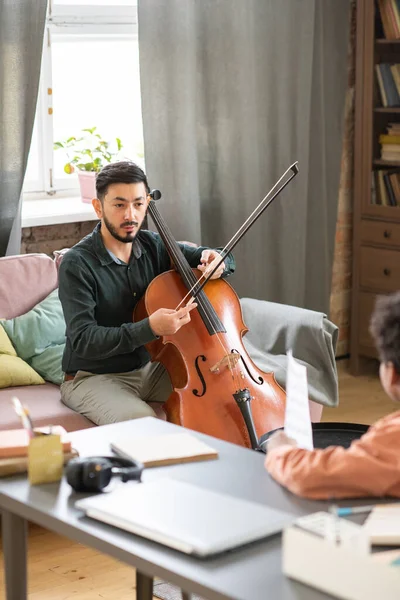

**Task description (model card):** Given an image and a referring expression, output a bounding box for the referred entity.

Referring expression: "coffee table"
[1,417,337,600]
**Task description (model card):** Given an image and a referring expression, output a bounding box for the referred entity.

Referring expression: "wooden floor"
[0,360,397,600]
[323,358,396,425]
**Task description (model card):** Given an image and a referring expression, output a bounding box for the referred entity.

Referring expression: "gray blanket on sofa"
[239,297,339,408]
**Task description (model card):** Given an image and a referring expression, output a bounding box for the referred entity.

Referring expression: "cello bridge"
[210,353,241,374]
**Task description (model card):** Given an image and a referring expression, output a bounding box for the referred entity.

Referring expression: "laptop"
[75,477,293,557]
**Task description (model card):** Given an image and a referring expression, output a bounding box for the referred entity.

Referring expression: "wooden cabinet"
[360,219,400,246]
[351,0,400,372]
[360,246,400,291]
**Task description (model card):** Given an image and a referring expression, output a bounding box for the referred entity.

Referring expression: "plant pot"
[78,171,97,203]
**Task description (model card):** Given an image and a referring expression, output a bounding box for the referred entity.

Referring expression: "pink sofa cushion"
[0,254,58,319]
[0,384,95,432]
[0,383,166,432]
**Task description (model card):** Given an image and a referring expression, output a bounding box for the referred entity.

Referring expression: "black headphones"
[65,456,144,493]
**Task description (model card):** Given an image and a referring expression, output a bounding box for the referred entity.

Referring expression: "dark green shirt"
[58,222,235,375]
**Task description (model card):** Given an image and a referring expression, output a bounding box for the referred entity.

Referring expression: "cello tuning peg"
[150,189,162,201]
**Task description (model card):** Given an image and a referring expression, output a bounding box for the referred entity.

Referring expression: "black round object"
[65,455,143,492]
[258,422,369,454]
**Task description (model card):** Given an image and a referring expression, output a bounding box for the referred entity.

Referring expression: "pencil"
[337,505,376,516]
[11,396,35,438]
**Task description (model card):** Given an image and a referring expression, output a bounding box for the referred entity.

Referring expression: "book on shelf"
[384,171,398,204]
[381,152,400,161]
[379,154,400,162]
[371,171,377,205]
[376,170,390,205]
[388,122,400,133]
[390,64,400,94]
[373,169,400,205]
[390,170,400,202]
[379,134,400,143]
[379,125,400,163]
[376,64,400,106]
[378,0,400,40]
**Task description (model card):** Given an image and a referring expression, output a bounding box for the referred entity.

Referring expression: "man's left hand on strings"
[197,249,225,279]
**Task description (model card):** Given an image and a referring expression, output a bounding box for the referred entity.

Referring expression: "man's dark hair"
[96,161,150,201]
[369,291,400,373]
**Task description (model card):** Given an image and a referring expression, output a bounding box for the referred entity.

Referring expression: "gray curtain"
[138,0,350,313]
[0,0,47,257]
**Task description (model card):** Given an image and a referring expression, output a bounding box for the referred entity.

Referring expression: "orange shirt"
[265,410,400,500]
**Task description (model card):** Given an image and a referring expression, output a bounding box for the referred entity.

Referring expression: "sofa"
[0,253,167,432]
[0,252,334,434]
[0,253,92,431]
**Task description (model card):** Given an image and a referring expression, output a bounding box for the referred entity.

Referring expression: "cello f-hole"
[192,355,207,397]
[231,349,264,385]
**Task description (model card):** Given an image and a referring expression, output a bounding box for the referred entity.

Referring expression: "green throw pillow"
[1,289,65,360]
[0,289,66,384]
[30,344,65,385]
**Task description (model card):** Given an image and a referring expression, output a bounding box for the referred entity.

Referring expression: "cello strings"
[149,201,243,390]
[168,163,297,393]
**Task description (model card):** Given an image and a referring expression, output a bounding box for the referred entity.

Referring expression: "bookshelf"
[351,0,400,373]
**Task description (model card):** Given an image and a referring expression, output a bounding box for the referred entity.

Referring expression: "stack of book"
[379,123,400,161]
[373,125,400,205]
[0,426,75,477]
[378,0,400,39]
[376,64,400,107]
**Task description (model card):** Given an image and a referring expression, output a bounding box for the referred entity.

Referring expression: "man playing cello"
[59,161,235,425]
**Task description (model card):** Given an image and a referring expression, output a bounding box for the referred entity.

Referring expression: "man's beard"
[103,214,140,244]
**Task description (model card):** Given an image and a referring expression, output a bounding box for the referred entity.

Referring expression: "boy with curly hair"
[265,291,400,499]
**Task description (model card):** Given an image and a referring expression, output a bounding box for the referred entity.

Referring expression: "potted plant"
[54,127,123,202]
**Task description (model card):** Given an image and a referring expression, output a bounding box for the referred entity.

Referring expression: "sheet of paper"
[284,350,314,450]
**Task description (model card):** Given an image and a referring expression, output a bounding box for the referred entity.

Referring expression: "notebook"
[75,477,294,556]
[0,426,71,458]
[110,432,218,467]
[362,504,400,545]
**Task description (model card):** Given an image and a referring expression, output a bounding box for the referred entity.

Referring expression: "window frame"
[24,2,138,198]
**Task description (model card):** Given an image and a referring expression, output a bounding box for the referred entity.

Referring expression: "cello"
[134,163,298,449]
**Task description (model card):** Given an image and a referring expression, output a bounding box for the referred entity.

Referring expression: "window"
[24,1,143,196]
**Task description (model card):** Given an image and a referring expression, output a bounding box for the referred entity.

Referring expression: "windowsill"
[22,196,99,228]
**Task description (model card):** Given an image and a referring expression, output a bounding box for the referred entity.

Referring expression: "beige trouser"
[60,362,172,426]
